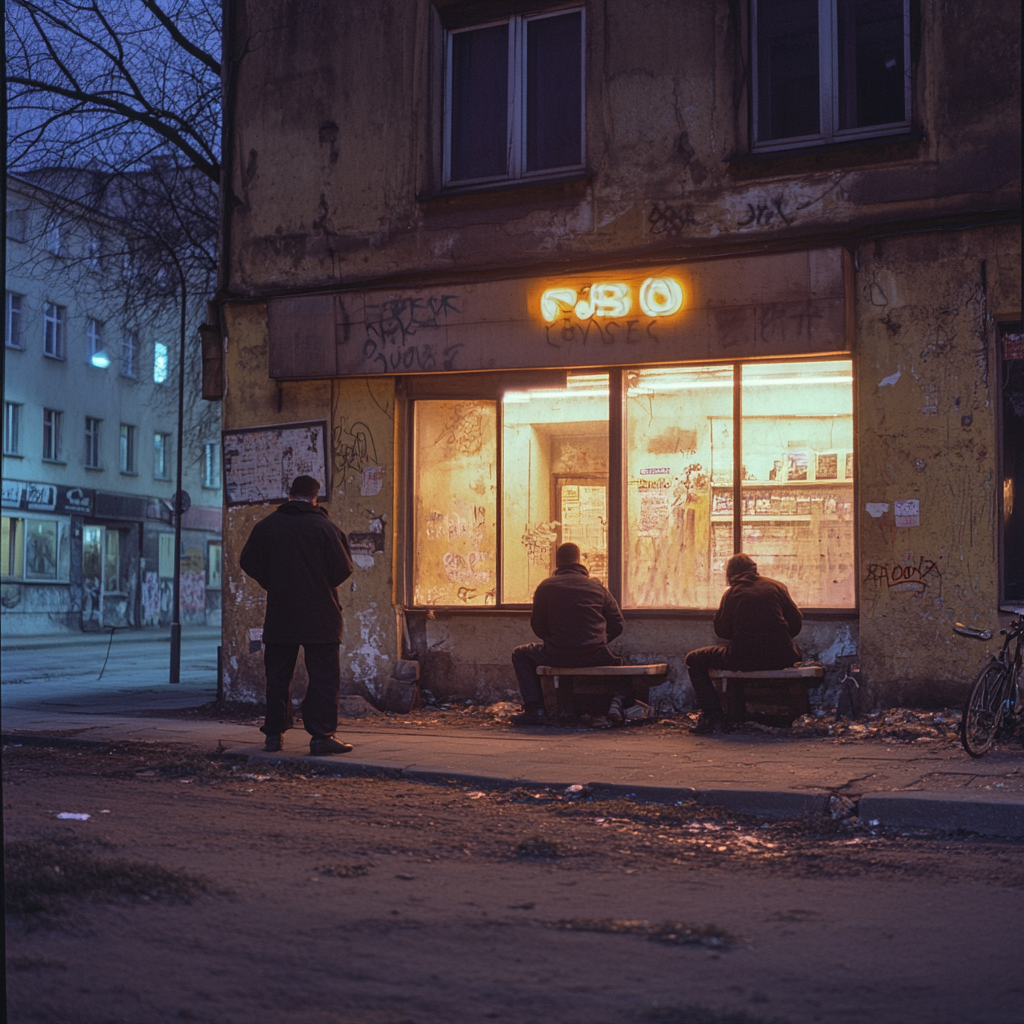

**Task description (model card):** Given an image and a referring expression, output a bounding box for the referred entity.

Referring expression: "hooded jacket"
[239,500,354,644]
[713,570,802,670]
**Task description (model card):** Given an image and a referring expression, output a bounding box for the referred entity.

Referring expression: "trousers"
[262,642,341,737]
[685,645,802,717]
[511,642,624,707]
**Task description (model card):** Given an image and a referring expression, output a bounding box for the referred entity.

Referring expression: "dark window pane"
[837,0,906,129]
[756,0,820,141]
[526,12,582,172]
[450,24,509,181]
[1001,328,1024,601]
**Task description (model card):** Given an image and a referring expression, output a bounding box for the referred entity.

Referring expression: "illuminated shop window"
[411,359,855,610]
[624,365,734,609]
[502,374,610,603]
[738,362,855,608]
[2,516,25,578]
[412,400,497,606]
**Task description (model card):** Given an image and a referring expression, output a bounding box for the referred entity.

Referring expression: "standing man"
[684,553,803,734]
[240,475,355,754]
[510,542,626,725]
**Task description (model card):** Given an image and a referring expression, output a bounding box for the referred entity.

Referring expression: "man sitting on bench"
[510,542,626,725]
[685,553,803,735]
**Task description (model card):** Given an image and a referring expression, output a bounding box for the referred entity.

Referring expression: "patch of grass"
[4,840,211,915]
[315,862,374,878]
[643,1005,786,1023]
[514,836,562,858]
[549,918,736,950]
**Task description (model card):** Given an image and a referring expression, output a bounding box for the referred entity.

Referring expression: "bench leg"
[540,677,559,720]
[724,679,746,723]
[788,682,811,721]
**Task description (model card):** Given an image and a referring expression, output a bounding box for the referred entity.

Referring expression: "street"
[3,738,1022,1024]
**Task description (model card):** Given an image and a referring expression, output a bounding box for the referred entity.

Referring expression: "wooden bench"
[537,664,670,722]
[709,666,824,725]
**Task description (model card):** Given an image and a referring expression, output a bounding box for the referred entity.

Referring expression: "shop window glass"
[158,533,175,579]
[2,516,25,578]
[25,519,59,580]
[1001,326,1024,602]
[502,375,609,603]
[624,365,734,609]
[105,529,124,594]
[740,361,855,608]
[207,542,223,589]
[413,400,497,606]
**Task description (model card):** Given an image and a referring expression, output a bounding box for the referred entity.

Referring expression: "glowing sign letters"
[540,277,684,322]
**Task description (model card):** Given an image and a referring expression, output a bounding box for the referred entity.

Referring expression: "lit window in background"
[87,319,109,367]
[153,342,169,383]
[502,374,610,602]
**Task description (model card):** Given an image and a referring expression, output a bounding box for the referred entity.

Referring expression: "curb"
[858,790,1024,838]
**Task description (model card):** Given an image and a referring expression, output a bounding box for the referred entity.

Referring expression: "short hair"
[555,542,581,567]
[289,475,321,499]
[726,553,757,581]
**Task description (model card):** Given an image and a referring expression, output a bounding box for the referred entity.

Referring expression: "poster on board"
[223,421,330,506]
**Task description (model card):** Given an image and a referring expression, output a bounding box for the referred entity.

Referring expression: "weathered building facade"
[217,0,1021,709]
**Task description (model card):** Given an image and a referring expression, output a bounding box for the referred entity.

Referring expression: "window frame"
[442,6,587,189]
[42,302,66,359]
[6,292,25,349]
[404,356,858,615]
[4,401,22,455]
[202,441,221,489]
[119,422,138,475]
[85,416,102,469]
[153,431,171,480]
[120,331,138,378]
[750,0,912,153]
[42,408,64,462]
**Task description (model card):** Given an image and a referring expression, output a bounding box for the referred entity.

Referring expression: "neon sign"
[540,277,684,322]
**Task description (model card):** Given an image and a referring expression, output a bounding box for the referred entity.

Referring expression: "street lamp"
[169,268,188,685]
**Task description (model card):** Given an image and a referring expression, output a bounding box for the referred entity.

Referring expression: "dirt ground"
[4,741,1022,1024]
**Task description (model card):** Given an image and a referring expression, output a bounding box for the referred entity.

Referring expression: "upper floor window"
[6,292,24,349]
[47,222,63,256]
[202,441,221,489]
[85,417,102,469]
[87,319,110,368]
[153,431,170,479]
[444,8,585,187]
[6,209,28,242]
[43,302,66,359]
[119,423,138,474]
[43,408,64,462]
[121,332,138,378]
[752,0,910,151]
[4,402,21,455]
[153,342,169,383]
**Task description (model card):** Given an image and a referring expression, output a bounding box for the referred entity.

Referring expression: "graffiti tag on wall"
[864,555,942,597]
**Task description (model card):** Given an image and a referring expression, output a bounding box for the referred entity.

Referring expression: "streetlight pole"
[169,270,187,685]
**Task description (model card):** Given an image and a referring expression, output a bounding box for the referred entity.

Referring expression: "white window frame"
[6,292,25,349]
[202,441,221,489]
[43,302,66,359]
[43,408,63,462]
[153,431,171,479]
[4,402,22,455]
[121,332,138,378]
[442,7,586,188]
[119,423,137,474]
[751,0,911,153]
[85,417,102,469]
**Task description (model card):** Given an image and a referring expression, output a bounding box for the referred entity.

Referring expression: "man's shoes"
[510,706,549,726]
[607,695,625,724]
[263,734,282,752]
[309,735,354,755]
[688,713,728,735]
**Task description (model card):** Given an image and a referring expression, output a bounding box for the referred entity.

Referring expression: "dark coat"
[239,501,354,644]
[713,571,802,670]
[530,563,625,657]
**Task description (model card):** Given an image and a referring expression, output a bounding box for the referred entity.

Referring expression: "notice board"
[223,421,329,506]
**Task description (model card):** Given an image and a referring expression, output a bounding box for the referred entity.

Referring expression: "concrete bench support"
[709,666,824,725]
[537,664,669,722]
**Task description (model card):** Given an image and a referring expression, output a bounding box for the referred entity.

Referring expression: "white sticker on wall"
[865,503,889,518]
[894,499,920,527]
[360,465,386,496]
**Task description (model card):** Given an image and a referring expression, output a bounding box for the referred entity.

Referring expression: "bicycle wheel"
[961,662,1007,757]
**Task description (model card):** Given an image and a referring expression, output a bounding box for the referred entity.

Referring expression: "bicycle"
[953,616,1022,757]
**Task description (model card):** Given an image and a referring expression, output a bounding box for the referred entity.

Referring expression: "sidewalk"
[3,703,1022,838]
[1,626,222,651]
